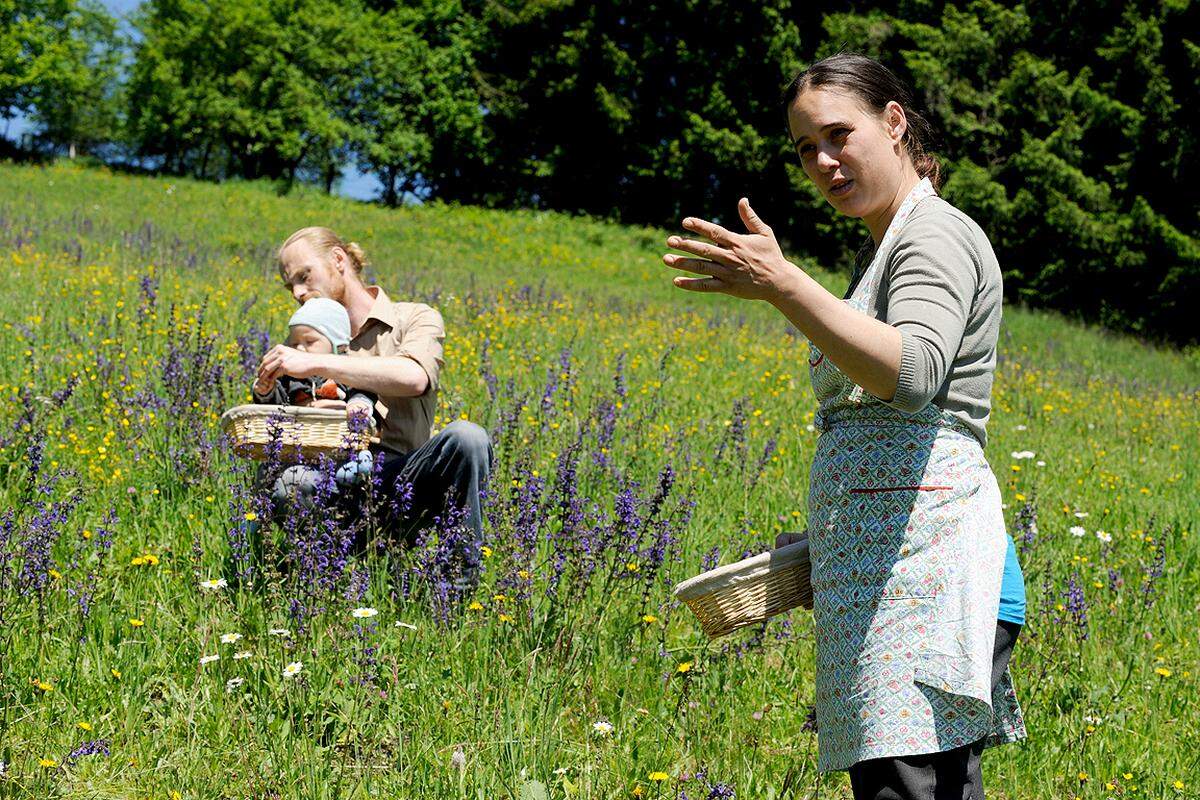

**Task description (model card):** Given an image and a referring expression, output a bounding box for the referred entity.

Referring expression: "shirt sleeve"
[396,304,445,395]
[880,215,980,413]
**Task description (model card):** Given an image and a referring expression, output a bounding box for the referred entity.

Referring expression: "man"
[256,226,492,587]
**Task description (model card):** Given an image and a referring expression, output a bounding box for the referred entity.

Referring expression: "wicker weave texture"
[673,536,812,639]
[219,404,374,461]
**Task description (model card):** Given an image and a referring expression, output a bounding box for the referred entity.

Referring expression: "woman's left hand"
[663,198,801,302]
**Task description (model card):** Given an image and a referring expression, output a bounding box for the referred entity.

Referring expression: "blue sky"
[6,0,385,201]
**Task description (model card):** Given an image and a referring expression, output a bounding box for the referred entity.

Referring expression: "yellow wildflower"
[39,757,56,768]
[641,614,658,624]
[77,721,93,731]
[648,772,669,782]
[129,618,144,627]
[676,662,693,674]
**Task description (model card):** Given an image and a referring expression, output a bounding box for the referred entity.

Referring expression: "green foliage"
[3,0,1196,342]
[0,0,121,154]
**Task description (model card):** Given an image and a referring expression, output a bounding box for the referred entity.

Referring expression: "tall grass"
[0,162,1195,799]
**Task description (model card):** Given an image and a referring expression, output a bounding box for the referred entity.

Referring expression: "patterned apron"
[806,178,1027,773]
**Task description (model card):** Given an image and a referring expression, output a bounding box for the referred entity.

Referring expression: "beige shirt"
[348,287,445,455]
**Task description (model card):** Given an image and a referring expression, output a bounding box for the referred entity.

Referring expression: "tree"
[1,0,121,155]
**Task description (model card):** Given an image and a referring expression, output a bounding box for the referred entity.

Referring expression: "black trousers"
[847,620,1021,800]
[263,420,493,590]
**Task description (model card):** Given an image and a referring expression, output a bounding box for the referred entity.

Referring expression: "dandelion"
[33,680,53,693]
[219,632,242,644]
[676,662,693,674]
[467,601,484,611]
[1156,667,1172,677]
[199,654,219,665]
[641,614,658,624]
[1070,526,1086,537]
[1175,780,1185,790]
[480,545,493,558]
[129,618,144,627]
[77,722,92,731]
[283,661,303,678]
[233,651,252,660]
[39,757,57,768]
[450,748,466,771]
[110,668,121,679]
[199,578,227,590]
[351,607,378,619]
[592,720,614,736]
[649,772,669,782]
[243,512,257,521]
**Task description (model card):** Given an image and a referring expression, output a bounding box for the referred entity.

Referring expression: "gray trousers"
[268,419,492,559]
[847,620,1021,800]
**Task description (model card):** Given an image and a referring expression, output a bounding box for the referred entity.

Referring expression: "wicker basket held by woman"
[673,533,811,639]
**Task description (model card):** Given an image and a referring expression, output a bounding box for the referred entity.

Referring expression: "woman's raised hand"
[664,198,800,302]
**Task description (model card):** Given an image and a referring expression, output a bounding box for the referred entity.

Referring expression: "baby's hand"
[346,397,374,418]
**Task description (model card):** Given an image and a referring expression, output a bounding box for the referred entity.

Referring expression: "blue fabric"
[997,532,1026,625]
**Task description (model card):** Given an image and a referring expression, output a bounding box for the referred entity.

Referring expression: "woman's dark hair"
[782,52,942,191]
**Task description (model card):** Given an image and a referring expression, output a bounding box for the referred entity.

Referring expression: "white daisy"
[233,650,253,660]
[351,607,379,619]
[225,677,245,692]
[199,578,228,591]
[592,720,614,736]
[1070,526,1087,537]
[1074,512,1089,518]
[1096,530,1112,543]
[282,661,303,678]
[268,628,291,637]
[199,654,220,665]
[219,632,243,644]
[394,621,417,630]
[1010,450,1036,460]
[1015,424,1028,431]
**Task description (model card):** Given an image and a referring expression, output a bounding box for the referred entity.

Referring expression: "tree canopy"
[3,0,1197,343]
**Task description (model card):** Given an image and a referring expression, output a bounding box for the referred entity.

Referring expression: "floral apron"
[805,178,1027,772]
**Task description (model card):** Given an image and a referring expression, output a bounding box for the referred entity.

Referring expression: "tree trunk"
[383,165,398,206]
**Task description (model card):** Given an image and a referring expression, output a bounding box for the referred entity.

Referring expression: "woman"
[663,53,1027,799]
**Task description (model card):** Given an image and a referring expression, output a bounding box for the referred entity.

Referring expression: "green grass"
[0,161,1196,799]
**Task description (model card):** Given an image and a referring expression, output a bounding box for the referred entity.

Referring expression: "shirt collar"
[362,286,397,328]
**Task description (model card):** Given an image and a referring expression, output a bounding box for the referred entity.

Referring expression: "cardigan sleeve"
[880,214,981,413]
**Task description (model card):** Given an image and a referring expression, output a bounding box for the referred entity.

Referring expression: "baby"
[252,297,376,419]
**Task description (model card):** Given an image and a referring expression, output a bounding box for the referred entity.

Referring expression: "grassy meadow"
[0,162,1197,799]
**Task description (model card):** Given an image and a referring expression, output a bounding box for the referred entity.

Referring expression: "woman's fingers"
[682,216,735,246]
[662,254,731,276]
[672,275,727,293]
[666,235,735,265]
